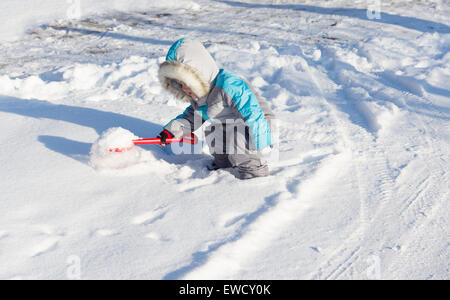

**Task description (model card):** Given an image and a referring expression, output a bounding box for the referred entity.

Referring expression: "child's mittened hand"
[157,129,174,146]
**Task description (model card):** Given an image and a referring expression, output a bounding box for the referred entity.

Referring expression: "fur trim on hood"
[158,38,219,102]
[158,61,210,102]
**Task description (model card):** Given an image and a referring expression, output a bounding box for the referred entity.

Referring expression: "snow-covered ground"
[0,0,449,279]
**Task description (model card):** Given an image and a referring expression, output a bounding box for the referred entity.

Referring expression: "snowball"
[89,127,144,170]
[89,127,179,175]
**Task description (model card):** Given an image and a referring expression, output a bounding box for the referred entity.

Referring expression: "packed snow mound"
[89,127,159,171]
[90,127,140,170]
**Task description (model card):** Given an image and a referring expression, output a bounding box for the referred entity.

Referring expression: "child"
[158,38,275,179]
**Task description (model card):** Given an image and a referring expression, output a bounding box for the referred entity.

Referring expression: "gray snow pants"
[205,123,269,179]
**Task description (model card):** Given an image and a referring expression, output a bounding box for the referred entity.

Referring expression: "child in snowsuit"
[158,38,275,179]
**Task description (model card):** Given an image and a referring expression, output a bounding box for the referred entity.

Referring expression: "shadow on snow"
[0,96,171,163]
[215,0,450,34]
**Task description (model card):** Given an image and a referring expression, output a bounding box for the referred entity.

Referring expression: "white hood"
[158,38,220,102]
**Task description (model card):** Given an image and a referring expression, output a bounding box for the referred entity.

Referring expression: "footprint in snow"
[132,209,167,226]
[145,232,170,242]
[29,237,59,258]
[94,229,119,237]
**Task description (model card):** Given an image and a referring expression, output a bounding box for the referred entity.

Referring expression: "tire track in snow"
[393,109,450,277]
[312,147,394,279]
[322,246,362,280]
[310,148,394,279]
[306,42,449,278]
[298,53,397,279]
[388,113,449,268]
[398,174,431,215]
[377,72,449,238]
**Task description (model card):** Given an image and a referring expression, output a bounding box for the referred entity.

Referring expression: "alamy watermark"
[66,0,82,20]
[66,255,82,280]
[366,255,382,279]
[367,0,381,20]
